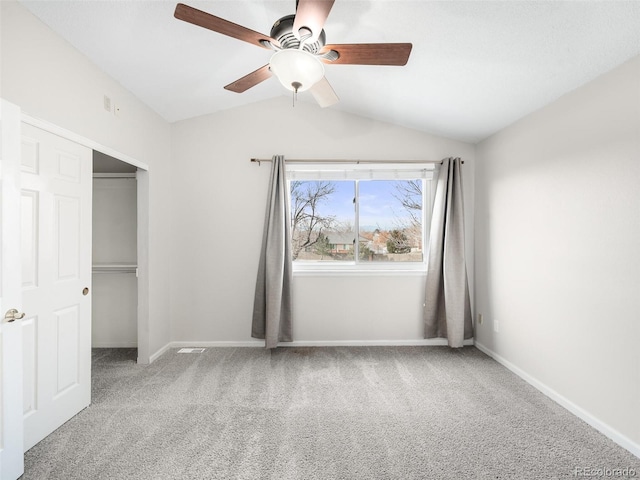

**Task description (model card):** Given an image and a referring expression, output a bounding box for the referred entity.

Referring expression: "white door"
[20,123,92,451]
[0,100,25,479]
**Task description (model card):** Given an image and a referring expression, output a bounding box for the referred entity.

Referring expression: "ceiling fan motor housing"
[270,14,326,53]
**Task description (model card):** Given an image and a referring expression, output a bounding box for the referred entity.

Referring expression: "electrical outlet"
[477,313,483,325]
[493,319,500,333]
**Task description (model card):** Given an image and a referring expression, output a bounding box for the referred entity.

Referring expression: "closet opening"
[92,151,142,358]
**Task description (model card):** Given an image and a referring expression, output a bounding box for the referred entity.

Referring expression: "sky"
[295,180,420,231]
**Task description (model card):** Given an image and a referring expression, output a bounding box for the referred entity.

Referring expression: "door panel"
[54,305,80,395]
[21,316,37,418]
[55,195,81,280]
[19,137,38,175]
[1,100,25,479]
[20,190,39,289]
[20,123,92,452]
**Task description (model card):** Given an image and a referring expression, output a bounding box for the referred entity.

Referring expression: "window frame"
[287,163,437,275]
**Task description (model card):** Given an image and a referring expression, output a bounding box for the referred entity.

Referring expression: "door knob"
[4,308,25,323]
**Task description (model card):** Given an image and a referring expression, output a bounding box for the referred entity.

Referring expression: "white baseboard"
[149,342,172,364]
[474,341,640,459]
[168,338,474,349]
[170,340,265,348]
[279,338,475,347]
[149,338,475,361]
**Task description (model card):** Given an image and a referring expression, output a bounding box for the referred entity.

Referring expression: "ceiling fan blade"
[224,65,272,93]
[320,43,413,66]
[174,3,278,49]
[293,0,335,43]
[309,76,339,108]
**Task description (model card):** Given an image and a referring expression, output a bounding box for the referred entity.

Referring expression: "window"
[288,163,436,271]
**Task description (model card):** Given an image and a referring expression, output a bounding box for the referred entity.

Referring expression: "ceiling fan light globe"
[269,49,324,92]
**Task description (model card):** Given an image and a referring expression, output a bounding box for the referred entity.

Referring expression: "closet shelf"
[92,263,137,274]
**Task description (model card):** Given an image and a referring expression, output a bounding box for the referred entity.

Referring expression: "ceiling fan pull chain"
[292,81,302,107]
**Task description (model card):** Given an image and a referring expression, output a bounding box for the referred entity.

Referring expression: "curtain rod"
[250,158,463,166]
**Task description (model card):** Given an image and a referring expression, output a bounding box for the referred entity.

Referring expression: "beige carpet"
[22,346,639,479]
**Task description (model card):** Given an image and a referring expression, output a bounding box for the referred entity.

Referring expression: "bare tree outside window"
[386,229,412,254]
[290,181,337,260]
[357,180,423,262]
[392,179,423,256]
[290,176,427,264]
[393,179,422,228]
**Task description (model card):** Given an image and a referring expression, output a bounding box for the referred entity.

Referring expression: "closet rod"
[250,158,462,166]
[92,269,137,274]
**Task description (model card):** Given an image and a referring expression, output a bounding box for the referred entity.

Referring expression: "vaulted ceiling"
[19,0,640,143]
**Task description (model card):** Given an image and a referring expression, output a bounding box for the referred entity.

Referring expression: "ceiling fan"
[174,1,412,107]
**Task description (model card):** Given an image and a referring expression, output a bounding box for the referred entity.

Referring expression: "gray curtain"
[252,155,293,348]
[424,157,473,347]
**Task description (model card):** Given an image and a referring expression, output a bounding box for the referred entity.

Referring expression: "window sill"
[293,265,427,277]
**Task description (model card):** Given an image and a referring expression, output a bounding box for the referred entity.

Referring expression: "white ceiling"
[19,0,640,143]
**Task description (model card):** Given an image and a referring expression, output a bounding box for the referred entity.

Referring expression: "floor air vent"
[177,348,206,354]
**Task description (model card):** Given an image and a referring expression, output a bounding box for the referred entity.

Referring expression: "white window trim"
[287,162,437,275]
[292,263,429,277]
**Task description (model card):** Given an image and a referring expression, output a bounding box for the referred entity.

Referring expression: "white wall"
[0,1,172,360]
[170,97,475,344]
[4,0,635,458]
[475,56,640,452]
[92,177,137,347]
[92,273,138,346]
[0,0,476,355]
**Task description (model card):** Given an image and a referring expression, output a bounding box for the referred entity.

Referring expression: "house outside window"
[288,163,436,273]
